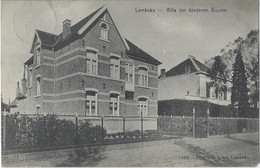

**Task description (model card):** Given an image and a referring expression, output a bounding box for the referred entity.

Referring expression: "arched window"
[100,23,108,40]
[138,97,148,117]
[85,90,98,116]
[109,92,120,116]
[110,56,120,79]
[86,49,98,75]
[138,66,148,86]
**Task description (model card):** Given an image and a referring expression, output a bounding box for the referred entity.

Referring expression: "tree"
[208,56,228,101]
[205,30,259,108]
[231,46,250,117]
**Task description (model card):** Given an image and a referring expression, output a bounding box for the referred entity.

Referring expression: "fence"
[2,112,259,153]
[157,115,259,138]
[1,113,158,153]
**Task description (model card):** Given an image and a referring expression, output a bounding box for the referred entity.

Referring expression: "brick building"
[12,6,161,117]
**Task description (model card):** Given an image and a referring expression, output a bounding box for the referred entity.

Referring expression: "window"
[138,97,148,117]
[86,51,98,75]
[85,91,97,116]
[110,93,119,116]
[210,87,215,98]
[81,80,85,86]
[36,77,41,96]
[29,69,32,88]
[36,47,41,66]
[125,64,134,83]
[125,91,134,100]
[100,23,108,40]
[110,56,120,78]
[185,65,190,73]
[138,67,148,86]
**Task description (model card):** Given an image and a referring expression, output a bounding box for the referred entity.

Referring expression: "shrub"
[77,119,106,144]
[133,130,141,138]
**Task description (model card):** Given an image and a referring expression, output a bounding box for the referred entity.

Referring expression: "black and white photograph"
[1,0,259,167]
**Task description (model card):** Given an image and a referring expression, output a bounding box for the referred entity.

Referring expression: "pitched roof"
[55,6,103,46]
[125,39,161,65]
[161,56,211,78]
[9,99,18,108]
[36,29,60,46]
[71,6,103,34]
[27,6,160,65]
[192,57,211,73]
[24,56,34,66]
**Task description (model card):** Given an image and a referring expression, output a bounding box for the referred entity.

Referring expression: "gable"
[29,33,40,54]
[79,10,127,54]
[77,7,129,50]
[165,59,197,77]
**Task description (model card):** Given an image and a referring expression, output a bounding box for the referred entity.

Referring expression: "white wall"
[158,73,200,100]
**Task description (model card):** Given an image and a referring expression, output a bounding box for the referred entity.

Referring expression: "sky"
[1,0,258,103]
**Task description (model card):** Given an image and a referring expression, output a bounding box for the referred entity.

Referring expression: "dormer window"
[100,23,108,40]
[36,47,41,66]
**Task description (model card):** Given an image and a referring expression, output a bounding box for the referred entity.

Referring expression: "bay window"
[125,64,134,83]
[138,67,148,86]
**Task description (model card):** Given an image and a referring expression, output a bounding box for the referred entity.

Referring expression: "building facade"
[13,6,161,117]
[158,56,231,106]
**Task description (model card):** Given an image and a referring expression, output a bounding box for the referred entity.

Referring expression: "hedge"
[2,114,106,151]
[158,99,259,118]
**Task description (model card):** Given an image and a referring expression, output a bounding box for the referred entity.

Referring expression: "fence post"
[170,115,173,138]
[75,115,78,146]
[43,114,46,149]
[193,108,196,138]
[2,114,6,151]
[101,115,104,143]
[141,115,143,139]
[123,116,125,139]
[207,108,209,138]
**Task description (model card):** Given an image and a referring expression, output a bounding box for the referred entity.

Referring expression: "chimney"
[16,82,21,98]
[63,19,71,38]
[161,69,166,78]
[21,65,27,95]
